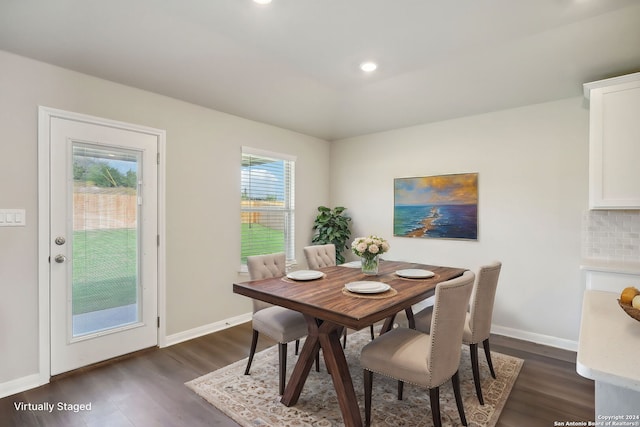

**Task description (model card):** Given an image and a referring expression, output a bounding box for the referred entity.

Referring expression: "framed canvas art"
[394,173,478,240]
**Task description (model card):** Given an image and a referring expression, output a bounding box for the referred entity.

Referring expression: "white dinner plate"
[395,269,435,279]
[286,270,324,281]
[341,261,362,268]
[345,281,391,294]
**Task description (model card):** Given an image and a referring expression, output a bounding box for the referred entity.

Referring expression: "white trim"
[37,106,167,381]
[491,324,578,352]
[0,373,46,399]
[5,311,578,397]
[37,107,52,389]
[583,71,640,99]
[1,313,250,397]
[156,127,167,348]
[241,145,297,162]
[163,313,252,347]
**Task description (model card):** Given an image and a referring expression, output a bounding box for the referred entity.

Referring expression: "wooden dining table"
[233,259,467,427]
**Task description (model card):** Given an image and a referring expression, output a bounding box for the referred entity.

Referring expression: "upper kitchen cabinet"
[584,72,640,209]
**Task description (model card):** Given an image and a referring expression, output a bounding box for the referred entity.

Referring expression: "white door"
[48,114,159,375]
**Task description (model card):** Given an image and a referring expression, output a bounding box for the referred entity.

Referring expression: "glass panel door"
[48,111,159,376]
[71,144,141,337]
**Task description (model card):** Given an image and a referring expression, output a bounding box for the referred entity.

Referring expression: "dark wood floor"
[0,323,594,426]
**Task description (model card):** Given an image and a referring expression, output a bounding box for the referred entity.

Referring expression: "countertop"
[580,259,640,275]
[577,290,640,391]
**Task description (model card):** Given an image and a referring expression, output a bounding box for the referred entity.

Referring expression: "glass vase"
[361,255,379,275]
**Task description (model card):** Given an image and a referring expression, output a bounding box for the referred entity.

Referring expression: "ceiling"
[1,0,640,141]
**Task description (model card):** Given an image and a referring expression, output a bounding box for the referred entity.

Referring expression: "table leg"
[281,315,363,427]
[281,316,321,406]
[318,321,363,427]
[380,308,414,335]
[380,313,397,335]
[405,307,415,329]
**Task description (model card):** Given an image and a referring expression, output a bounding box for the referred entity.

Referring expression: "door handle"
[54,254,66,263]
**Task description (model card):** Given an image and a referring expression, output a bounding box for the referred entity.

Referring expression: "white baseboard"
[163,312,252,347]
[0,373,48,400]
[1,317,576,399]
[491,324,578,352]
[1,314,252,398]
[163,315,579,353]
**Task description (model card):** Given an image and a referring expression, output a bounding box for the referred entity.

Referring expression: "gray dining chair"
[412,261,502,405]
[244,252,308,395]
[360,271,475,427]
[303,243,375,345]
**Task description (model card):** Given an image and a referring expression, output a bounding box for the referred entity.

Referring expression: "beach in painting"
[394,173,478,240]
[394,204,477,239]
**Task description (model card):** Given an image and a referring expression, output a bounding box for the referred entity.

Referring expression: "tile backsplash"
[582,210,640,262]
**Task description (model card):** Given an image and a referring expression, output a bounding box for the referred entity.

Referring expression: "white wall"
[330,98,589,348]
[0,50,330,391]
[0,46,593,396]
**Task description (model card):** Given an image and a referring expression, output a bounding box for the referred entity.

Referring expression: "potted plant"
[311,206,352,264]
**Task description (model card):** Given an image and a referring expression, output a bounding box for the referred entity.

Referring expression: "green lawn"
[72,224,284,315]
[72,229,138,315]
[241,223,285,263]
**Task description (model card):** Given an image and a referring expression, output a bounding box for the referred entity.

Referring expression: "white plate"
[395,269,435,279]
[345,281,391,294]
[341,261,361,268]
[287,270,324,281]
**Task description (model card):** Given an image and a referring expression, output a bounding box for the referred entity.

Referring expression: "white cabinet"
[584,72,640,209]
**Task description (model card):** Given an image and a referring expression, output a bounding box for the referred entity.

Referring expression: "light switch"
[0,209,26,227]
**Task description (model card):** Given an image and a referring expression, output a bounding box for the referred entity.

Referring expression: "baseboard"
[162,315,579,352]
[1,317,575,399]
[0,372,48,400]
[163,312,252,347]
[1,314,253,398]
[491,324,578,352]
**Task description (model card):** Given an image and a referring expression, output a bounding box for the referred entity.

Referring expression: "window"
[241,147,295,269]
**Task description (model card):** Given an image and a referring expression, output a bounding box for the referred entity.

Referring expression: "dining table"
[233,259,467,427]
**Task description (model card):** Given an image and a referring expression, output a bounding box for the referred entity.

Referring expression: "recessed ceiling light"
[253,0,272,4]
[360,62,378,72]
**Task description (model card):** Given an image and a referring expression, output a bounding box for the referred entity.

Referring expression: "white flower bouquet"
[351,235,390,259]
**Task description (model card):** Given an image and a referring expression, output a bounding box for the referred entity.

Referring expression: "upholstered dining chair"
[303,244,375,345]
[413,261,502,405]
[245,252,308,395]
[360,271,475,427]
[303,243,336,270]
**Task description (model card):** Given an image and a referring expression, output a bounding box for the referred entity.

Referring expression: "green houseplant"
[311,206,352,264]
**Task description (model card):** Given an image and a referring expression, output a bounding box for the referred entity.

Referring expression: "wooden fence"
[73,193,284,231]
[241,200,286,230]
[73,188,137,231]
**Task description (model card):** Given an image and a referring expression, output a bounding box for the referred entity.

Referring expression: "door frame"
[37,106,167,383]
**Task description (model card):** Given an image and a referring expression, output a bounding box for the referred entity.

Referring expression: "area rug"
[186,328,523,426]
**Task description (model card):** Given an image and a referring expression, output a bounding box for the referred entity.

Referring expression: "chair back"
[303,244,336,269]
[467,261,502,343]
[246,252,286,313]
[427,270,475,386]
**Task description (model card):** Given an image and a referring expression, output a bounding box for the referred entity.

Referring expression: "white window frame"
[240,147,296,272]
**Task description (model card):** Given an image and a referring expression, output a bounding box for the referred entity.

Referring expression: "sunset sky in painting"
[394,173,478,206]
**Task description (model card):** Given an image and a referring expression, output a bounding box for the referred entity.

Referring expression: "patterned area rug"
[186,328,523,426]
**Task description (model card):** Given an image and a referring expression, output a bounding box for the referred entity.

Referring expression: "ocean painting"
[394,173,478,240]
